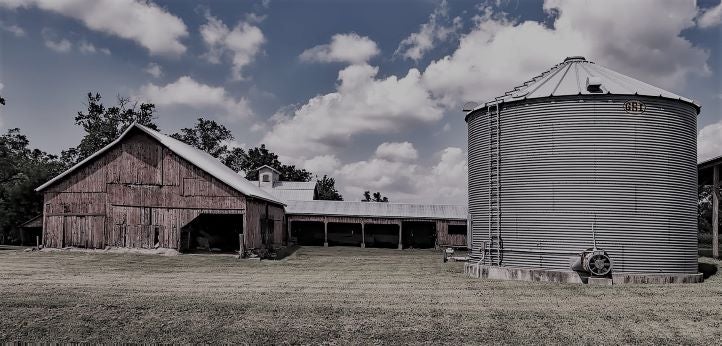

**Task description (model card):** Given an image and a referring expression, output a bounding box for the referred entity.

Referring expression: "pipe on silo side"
[466,95,698,274]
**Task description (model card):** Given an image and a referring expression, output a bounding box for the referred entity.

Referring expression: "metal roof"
[265,189,316,202]
[285,200,467,220]
[471,56,699,113]
[36,124,284,205]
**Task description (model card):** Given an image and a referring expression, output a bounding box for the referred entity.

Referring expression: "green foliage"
[0,128,65,243]
[362,190,389,202]
[67,92,158,163]
[0,94,5,105]
[242,144,312,182]
[170,118,247,172]
[316,175,343,201]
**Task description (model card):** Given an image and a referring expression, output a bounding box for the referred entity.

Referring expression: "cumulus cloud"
[422,0,710,106]
[302,155,342,177]
[327,146,467,204]
[138,76,253,120]
[375,142,418,162]
[78,40,110,55]
[698,0,722,28]
[699,120,722,162]
[0,20,24,36]
[262,63,443,158]
[300,33,379,64]
[144,63,162,78]
[200,11,265,80]
[41,29,71,53]
[394,0,462,62]
[0,0,188,56]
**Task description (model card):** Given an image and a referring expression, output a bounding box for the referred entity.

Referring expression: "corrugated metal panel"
[470,57,698,113]
[467,95,698,273]
[265,189,316,202]
[286,200,467,220]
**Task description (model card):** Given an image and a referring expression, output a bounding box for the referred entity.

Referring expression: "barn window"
[262,174,270,182]
[448,225,467,235]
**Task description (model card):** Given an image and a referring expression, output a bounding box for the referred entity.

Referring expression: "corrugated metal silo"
[466,56,699,274]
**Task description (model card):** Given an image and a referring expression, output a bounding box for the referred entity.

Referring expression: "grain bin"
[465,56,699,275]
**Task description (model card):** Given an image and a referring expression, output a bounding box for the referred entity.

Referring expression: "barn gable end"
[39,125,285,252]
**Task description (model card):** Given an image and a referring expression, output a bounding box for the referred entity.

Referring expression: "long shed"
[35,124,286,254]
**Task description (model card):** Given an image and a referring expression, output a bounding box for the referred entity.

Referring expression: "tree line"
[0,92,345,244]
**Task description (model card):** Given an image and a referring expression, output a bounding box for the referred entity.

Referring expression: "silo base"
[464,263,704,284]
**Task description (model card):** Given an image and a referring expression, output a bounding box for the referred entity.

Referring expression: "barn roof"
[35,124,284,205]
[285,200,467,220]
[255,180,317,202]
[469,56,699,113]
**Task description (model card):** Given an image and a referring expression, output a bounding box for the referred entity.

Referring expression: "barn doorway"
[364,224,400,248]
[402,221,436,249]
[181,214,243,253]
[291,221,325,246]
[327,223,362,246]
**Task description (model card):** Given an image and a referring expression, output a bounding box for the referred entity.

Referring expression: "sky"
[0,0,721,204]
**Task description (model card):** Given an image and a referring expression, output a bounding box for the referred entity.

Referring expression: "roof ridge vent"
[586,76,603,93]
[564,56,586,62]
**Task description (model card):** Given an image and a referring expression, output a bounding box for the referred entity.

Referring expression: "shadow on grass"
[699,262,718,280]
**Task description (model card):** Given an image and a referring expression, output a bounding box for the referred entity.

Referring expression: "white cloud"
[395,0,462,62]
[144,63,163,78]
[42,29,71,53]
[78,40,110,55]
[698,0,722,28]
[422,0,710,106]
[0,20,25,36]
[200,12,265,80]
[699,120,722,162]
[330,146,467,204]
[0,0,188,56]
[300,33,379,64]
[139,76,253,120]
[375,142,418,162]
[262,63,443,159]
[303,155,342,177]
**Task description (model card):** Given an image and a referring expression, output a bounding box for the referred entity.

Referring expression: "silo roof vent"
[586,76,603,93]
[564,56,586,62]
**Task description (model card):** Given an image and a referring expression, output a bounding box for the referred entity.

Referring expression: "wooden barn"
[35,123,286,254]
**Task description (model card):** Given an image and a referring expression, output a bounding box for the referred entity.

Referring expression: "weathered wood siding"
[42,128,283,250]
[436,220,467,247]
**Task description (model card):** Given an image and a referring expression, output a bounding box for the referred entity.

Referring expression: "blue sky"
[0,0,721,203]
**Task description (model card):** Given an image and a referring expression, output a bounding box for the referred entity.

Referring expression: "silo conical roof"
[472,56,699,113]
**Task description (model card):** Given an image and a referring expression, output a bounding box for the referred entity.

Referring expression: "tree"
[316,175,343,201]
[362,190,389,202]
[0,128,65,243]
[241,144,312,182]
[68,92,158,163]
[171,118,247,172]
[0,94,5,105]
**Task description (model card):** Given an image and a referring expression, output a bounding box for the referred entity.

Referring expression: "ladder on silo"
[486,99,502,266]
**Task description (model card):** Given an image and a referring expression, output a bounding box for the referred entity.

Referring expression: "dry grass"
[0,246,720,344]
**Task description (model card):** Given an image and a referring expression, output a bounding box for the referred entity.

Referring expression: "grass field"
[1,246,721,344]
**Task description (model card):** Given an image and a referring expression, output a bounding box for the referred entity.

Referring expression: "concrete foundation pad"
[464,263,584,284]
[611,272,703,284]
[464,263,704,284]
[588,277,613,286]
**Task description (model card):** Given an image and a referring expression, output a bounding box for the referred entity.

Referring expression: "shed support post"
[324,218,328,247]
[287,219,293,245]
[361,222,365,248]
[398,222,403,250]
[713,165,719,259]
